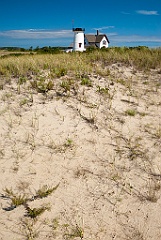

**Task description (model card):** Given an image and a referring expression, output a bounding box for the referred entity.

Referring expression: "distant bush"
[0,47,26,52]
[34,46,63,54]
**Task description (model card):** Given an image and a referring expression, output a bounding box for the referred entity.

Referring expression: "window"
[102,40,106,45]
[79,43,82,48]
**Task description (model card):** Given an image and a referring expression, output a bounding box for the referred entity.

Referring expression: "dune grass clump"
[125,109,137,116]
[63,224,84,239]
[60,80,71,92]
[35,184,59,199]
[30,77,54,93]
[80,77,92,87]
[24,203,50,219]
[2,188,28,209]
[97,86,109,94]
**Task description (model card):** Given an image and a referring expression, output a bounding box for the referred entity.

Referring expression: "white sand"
[0,64,161,239]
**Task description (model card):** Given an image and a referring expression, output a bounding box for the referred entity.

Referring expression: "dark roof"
[73,28,85,32]
[85,34,110,44]
[96,35,109,43]
[85,35,96,43]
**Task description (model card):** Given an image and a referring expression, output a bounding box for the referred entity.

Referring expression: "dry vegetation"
[0,47,161,239]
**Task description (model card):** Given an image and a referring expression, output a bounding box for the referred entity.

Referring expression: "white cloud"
[0,29,160,48]
[136,10,159,15]
[110,34,161,43]
[0,29,73,39]
[92,26,115,31]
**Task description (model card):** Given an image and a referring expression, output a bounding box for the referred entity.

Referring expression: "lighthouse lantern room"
[72,28,85,52]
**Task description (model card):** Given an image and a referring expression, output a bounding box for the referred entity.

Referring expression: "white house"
[85,30,110,49]
[70,28,110,52]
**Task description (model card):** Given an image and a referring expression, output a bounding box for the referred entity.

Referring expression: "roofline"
[85,34,110,43]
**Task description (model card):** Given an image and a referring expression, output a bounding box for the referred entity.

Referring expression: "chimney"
[97,30,99,36]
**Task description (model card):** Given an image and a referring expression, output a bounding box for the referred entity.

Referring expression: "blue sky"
[0,0,160,48]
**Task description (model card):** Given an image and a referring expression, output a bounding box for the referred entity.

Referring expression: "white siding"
[73,32,85,52]
[99,36,109,48]
[84,35,109,49]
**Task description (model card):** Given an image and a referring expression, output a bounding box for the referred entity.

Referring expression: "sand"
[0,63,161,239]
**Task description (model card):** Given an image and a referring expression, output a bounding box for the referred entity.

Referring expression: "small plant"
[24,203,50,219]
[37,79,54,93]
[2,188,28,209]
[144,124,161,140]
[73,224,84,239]
[48,218,60,237]
[51,218,59,231]
[138,179,160,203]
[30,78,54,93]
[117,78,126,85]
[145,190,158,203]
[153,125,161,139]
[18,76,27,85]
[60,80,71,92]
[115,136,145,161]
[35,184,59,199]
[125,109,136,116]
[55,67,67,77]
[64,138,73,147]
[20,98,28,106]
[19,218,39,240]
[97,85,109,94]
[11,194,27,207]
[81,77,92,87]
[64,224,84,239]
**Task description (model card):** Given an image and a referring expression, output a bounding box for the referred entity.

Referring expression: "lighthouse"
[72,28,85,52]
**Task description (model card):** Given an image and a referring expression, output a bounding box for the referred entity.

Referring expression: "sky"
[0,0,161,48]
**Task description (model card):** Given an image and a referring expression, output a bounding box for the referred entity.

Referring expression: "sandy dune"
[0,63,161,239]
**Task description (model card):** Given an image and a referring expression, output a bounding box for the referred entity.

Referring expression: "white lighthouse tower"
[73,28,85,52]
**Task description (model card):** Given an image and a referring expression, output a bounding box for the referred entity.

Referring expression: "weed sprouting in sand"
[97,86,109,94]
[81,77,92,87]
[64,138,73,147]
[35,184,59,199]
[2,188,28,209]
[30,77,54,93]
[63,224,84,239]
[115,135,145,161]
[125,109,137,116]
[60,80,71,92]
[53,67,67,77]
[24,203,50,219]
[19,218,39,240]
[2,184,59,211]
